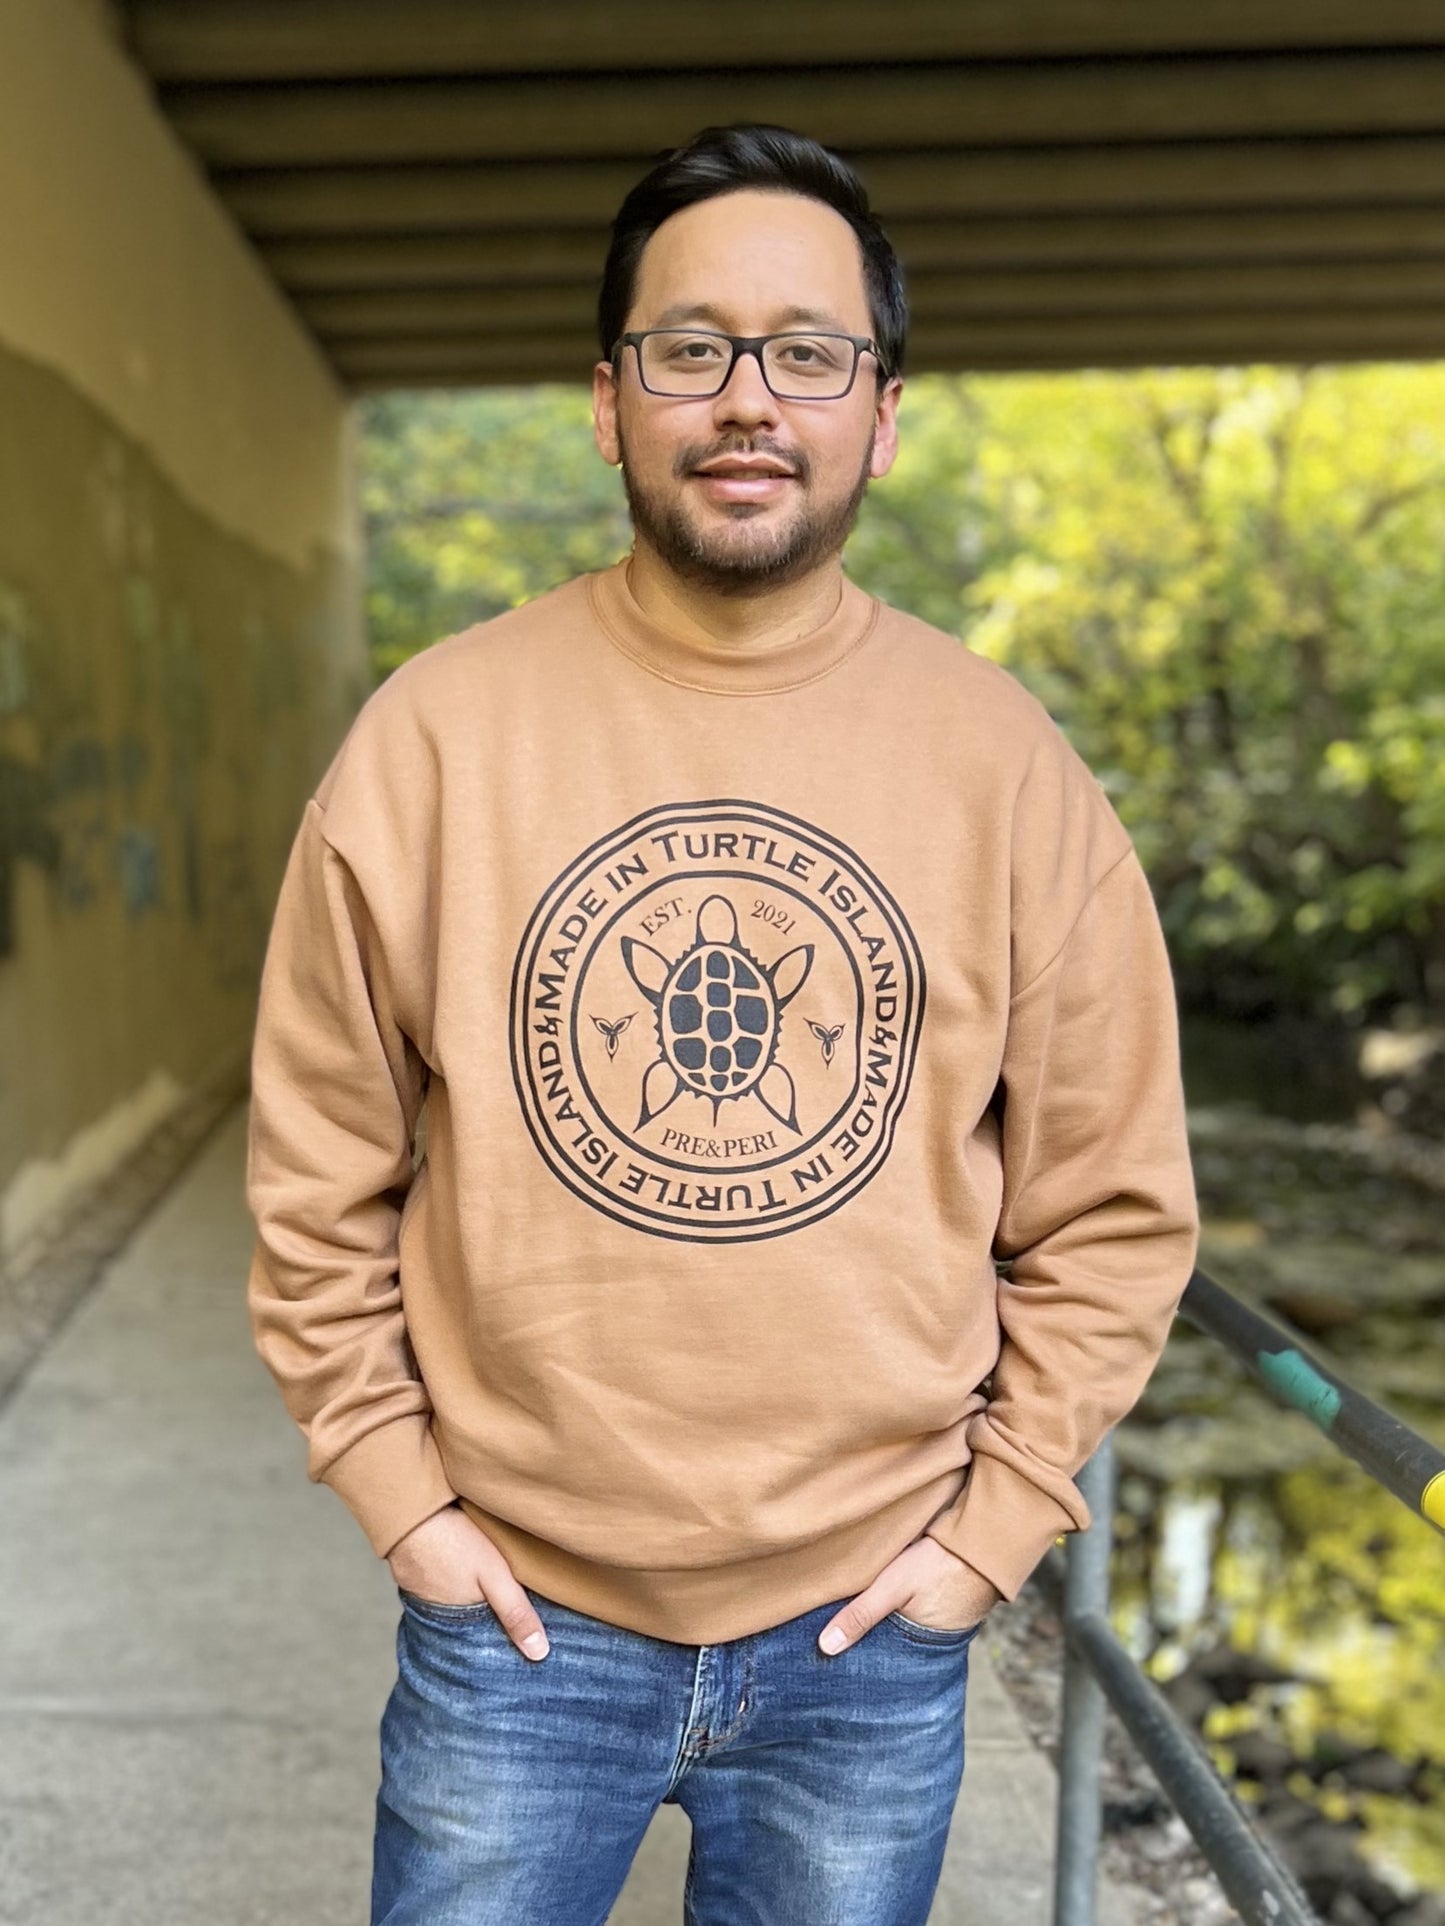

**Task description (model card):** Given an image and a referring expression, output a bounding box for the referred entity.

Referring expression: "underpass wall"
[0,0,369,1267]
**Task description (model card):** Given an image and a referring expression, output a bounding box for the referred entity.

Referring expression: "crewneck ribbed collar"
[587,557,882,696]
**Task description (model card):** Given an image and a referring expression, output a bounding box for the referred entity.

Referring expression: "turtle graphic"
[619,893,814,1131]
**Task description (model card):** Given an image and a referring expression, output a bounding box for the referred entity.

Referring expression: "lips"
[689,454,800,505]
[692,459,797,479]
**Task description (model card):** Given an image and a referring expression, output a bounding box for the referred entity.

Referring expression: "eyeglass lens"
[638,331,859,398]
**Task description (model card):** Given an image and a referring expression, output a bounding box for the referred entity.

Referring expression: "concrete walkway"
[0,1101,1143,1925]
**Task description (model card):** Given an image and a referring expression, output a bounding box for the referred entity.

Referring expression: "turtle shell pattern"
[619,893,814,1131]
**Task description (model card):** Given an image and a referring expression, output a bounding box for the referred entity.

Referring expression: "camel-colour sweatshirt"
[244,556,1200,1645]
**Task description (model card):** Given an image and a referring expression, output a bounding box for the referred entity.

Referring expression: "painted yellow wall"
[0,0,370,1263]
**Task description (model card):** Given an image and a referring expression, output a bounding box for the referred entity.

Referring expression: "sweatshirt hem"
[456,1464,971,1646]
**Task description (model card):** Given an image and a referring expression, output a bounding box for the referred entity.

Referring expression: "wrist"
[936,1542,1001,1598]
[388,1499,460,1564]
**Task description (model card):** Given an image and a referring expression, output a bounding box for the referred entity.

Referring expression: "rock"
[1358,1026,1445,1138]
[1309,1732,1377,1775]
[1115,1397,1340,1482]
[1269,1289,1365,1333]
[1104,1791,1173,1833]
[1252,1239,1445,1317]
[1257,1787,1326,1841]
[1159,1672,1216,1728]
[1231,1730,1297,1781]
[1358,1029,1438,1082]
[1328,1894,1383,1926]
[1388,1897,1445,1926]
[1336,1748,1418,1796]
[1281,1824,1403,1923]
[1191,1643,1300,1700]
[1356,1877,1415,1921]
[1178,1874,1239,1926]
[1270,1816,1362,1893]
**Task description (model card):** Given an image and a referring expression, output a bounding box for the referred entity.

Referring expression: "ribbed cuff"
[923,1451,1089,1601]
[318,1414,461,1560]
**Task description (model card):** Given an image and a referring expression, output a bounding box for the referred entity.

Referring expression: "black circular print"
[509,799,926,1243]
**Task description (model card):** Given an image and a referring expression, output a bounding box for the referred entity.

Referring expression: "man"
[246,123,1199,1925]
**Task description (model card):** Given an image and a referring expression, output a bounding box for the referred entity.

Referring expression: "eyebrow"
[649,301,853,332]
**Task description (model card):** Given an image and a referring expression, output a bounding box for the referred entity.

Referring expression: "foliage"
[360,363,1445,1024]
[361,387,629,676]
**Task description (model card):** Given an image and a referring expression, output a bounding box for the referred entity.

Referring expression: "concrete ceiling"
[118,1,1445,388]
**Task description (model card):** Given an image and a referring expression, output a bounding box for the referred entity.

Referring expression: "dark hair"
[598,123,907,381]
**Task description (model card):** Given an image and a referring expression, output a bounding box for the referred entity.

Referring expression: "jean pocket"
[397,1586,496,1624]
[884,1609,983,1647]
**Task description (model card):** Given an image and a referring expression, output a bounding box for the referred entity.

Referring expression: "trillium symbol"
[806,1020,846,1066]
[589,1012,636,1059]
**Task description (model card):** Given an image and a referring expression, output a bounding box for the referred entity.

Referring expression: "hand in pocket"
[388,1503,551,1660]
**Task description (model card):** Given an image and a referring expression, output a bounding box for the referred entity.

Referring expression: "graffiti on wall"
[0,589,61,956]
[0,347,355,1012]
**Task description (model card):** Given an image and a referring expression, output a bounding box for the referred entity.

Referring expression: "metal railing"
[1042,1264,1445,1926]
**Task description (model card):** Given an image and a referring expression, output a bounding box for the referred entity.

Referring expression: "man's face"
[593,188,902,594]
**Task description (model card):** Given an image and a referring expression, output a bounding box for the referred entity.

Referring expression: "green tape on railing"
[1424,1470,1445,1529]
[1257,1347,1342,1430]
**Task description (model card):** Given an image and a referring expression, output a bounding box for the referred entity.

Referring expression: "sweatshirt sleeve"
[244,797,460,1560]
[923,840,1200,1599]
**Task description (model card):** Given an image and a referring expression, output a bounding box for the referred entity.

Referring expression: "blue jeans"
[371,1581,981,1925]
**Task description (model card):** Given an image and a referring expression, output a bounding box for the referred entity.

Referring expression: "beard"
[616,423,875,596]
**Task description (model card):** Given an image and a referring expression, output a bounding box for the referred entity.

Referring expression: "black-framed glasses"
[612,328,888,400]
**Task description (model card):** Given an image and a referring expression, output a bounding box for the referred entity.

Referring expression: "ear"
[868,374,903,481]
[593,358,622,466]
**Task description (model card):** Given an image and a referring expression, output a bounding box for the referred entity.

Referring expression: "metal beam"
[223,161,635,235]
[219,140,1445,236]
[303,284,597,338]
[886,309,1445,363]
[117,2,1445,383]
[260,207,1445,293]
[896,257,1445,314]
[298,259,1445,341]
[122,0,1445,82]
[262,231,608,292]
[160,56,1445,170]
[328,307,1445,385]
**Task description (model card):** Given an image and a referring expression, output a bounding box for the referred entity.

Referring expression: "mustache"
[673,437,811,484]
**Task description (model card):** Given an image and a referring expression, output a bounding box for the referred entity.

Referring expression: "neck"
[625,539,845,655]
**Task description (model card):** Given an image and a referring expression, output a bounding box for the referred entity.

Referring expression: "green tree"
[850,364,1445,1023]
[360,386,629,675]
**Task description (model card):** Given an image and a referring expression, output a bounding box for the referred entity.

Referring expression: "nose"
[711,344,782,432]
